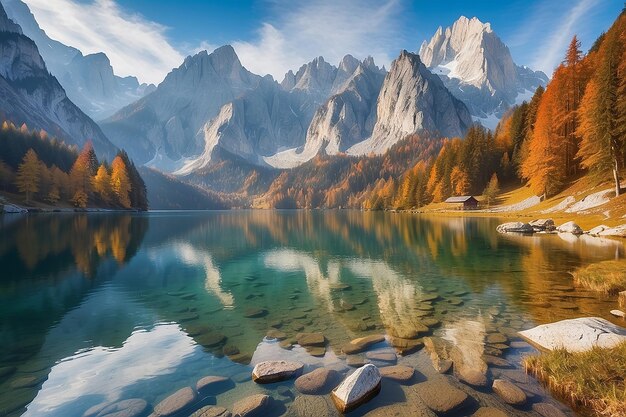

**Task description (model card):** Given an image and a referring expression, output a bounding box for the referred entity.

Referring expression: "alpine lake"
[1,210,624,417]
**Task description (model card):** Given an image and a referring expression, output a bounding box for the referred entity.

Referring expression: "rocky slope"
[101,45,263,168]
[1,0,153,120]
[0,2,116,157]
[266,57,386,168]
[419,16,548,127]
[349,50,472,155]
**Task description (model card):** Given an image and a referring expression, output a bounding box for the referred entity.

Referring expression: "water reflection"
[0,211,624,417]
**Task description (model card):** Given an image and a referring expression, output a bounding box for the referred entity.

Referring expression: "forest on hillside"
[256,8,626,210]
[0,121,148,210]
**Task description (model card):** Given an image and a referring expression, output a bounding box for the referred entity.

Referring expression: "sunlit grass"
[572,259,626,295]
[524,342,626,417]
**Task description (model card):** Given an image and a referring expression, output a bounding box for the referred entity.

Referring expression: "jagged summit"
[419,16,548,126]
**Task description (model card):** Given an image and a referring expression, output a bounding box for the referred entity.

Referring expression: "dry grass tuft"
[524,342,626,417]
[572,260,626,295]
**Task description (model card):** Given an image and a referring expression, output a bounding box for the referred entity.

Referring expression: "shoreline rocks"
[556,221,583,235]
[331,364,381,413]
[496,222,533,234]
[518,317,626,352]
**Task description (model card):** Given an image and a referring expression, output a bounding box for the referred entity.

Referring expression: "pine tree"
[15,149,40,203]
[110,156,132,208]
[563,36,585,175]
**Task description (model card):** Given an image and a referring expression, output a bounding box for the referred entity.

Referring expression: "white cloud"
[232,0,403,79]
[23,0,184,84]
[531,0,600,75]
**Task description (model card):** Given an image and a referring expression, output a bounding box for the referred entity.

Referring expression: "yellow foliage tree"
[15,149,40,203]
[110,156,131,208]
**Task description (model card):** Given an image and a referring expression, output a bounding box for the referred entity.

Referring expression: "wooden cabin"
[444,196,479,210]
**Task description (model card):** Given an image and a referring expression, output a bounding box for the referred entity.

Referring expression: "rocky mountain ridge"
[419,16,548,126]
[1,0,154,120]
[0,2,116,157]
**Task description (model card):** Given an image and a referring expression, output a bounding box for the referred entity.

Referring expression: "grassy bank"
[572,260,626,295]
[524,343,626,417]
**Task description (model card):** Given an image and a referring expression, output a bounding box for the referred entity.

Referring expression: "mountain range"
[0,2,116,158]
[2,0,155,121]
[0,1,548,196]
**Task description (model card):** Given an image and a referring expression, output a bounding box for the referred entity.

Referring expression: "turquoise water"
[0,211,624,416]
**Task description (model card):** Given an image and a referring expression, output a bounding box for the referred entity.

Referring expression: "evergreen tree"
[15,149,40,203]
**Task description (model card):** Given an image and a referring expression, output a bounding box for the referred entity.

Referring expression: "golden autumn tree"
[70,142,98,203]
[450,166,470,196]
[93,164,112,203]
[577,27,625,195]
[521,68,568,197]
[110,156,132,208]
[15,148,40,203]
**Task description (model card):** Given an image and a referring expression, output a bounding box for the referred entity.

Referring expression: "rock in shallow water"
[297,332,325,347]
[189,406,232,417]
[415,378,469,415]
[196,376,234,394]
[252,360,304,383]
[232,394,270,417]
[532,402,568,417]
[341,334,385,354]
[472,407,508,417]
[331,364,381,413]
[379,365,415,383]
[295,368,341,395]
[153,387,197,416]
[96,399,147,417]
[492,379,527,406]
[518,317,626,352]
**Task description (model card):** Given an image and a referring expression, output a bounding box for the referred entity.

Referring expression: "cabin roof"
[444,196,477,203]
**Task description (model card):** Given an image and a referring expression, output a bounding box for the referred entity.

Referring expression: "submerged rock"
[532,402,568,417]
[86,399,147,417]
[341,334,385,354]
[496,222,533,234]
[423,337,453,374]
[415,378,469,415]
[252,360,304,383]
[518,317,626,352]
[189,406,232,417]
[196,376,234,394]
[153,387,197,416]
[492,379,527,405]
[472,407,508,417]
[232,394,270,417]
[297,332,325,347]
[556,221,583,235]
[379,365,415,383]
[331,364,381,413]
[295,368,341,395]
[244,308,268,318]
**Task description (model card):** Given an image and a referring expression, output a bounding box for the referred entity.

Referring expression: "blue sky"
[22,0,623,84]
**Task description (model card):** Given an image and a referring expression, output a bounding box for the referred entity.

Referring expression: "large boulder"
[330,364,381,413]
[556,221,583,235]
[529,218,555,231]
[518,317,626,352]
[588,225,609,236]
[496,222,533,234]
[252,360,304,383]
